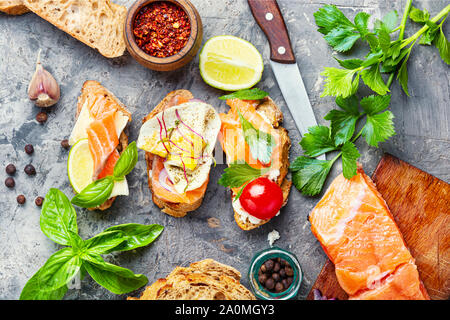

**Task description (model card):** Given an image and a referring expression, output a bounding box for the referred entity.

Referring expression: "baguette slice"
[0,0,28,15]
[128,259,255,300]
[143,90,211,218]
[230,97,292,231]
[75,80,131,211]
[23,0,127,58]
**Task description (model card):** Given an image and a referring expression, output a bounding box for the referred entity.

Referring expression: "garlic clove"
[28,50,60,108]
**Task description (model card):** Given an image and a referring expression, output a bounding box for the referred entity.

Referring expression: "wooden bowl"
[124,0,203,72]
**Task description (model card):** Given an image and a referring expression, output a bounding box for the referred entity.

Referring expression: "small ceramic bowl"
[248,247,302,300]
[124,0,203,71]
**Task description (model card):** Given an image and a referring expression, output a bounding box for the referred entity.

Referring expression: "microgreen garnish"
[71,142,138,208]
[219,88,269,101]
[20,188,163,300]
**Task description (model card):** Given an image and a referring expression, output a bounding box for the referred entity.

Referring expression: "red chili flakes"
[133,1,191,58]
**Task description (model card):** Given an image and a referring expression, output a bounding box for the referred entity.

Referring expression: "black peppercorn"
[272,272,280,282]
[36,112,48,123]
[25,144,34,155]
[285,266,294,277]
[17,194,26,204]
[24,164,36,176]
[286,277,293,286]
[35,196,44,207]
[275,282,284,293]
[6,164,16,175]
[61,139,70,149]
[273,262,281,272]
[258,274,267,285]
[5,177,15,188]
[279,268,286,278]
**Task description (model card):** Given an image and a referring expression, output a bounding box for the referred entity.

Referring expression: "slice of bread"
[75,80,131,211]
[231,97,292,231]
[23,0,127,58]
[143,90,212,218]
[0,0,28,15]
[128,259,255,300]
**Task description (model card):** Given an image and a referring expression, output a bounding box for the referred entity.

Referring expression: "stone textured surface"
[0,0,448,300]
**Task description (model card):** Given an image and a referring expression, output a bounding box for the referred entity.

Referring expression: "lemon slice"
[67,139,94,194]
[199,35,264,91]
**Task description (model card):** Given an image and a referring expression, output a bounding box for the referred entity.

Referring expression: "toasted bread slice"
[0,0,28,14]
[23,0,127,58]
[143,90,214,218]
[231,97,292,231]
[128,259,255,300]
[75,80,131,211]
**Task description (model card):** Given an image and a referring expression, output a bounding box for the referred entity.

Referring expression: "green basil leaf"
[40,188,78,246]
[84,230,126,255]
[20,278,68,300]
[82,254,148,294]
[71,177,114,209]
[113,141,138,179]
[20,247,81,299]
[219,88,269,101]
[101,223,164,253]
[238,111,276,164]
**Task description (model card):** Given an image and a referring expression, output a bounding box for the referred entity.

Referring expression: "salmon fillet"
[309,167,429,300]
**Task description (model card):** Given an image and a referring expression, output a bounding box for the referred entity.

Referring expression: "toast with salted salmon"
[137,90,221,218]
[0,0,28,15]
[219,97,292,231]
[69,80,132,211]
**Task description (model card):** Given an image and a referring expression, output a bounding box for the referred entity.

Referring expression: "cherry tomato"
[240,177,283,220]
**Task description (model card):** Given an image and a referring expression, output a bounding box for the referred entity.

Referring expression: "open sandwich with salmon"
[309,166,430,300]
[137,90,221,217]
[68,80,132,210]
[219,97,291,231]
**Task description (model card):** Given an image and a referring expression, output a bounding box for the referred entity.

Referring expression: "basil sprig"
[71,142,138,208]
[20,188,164,300]
[219,88,269,101]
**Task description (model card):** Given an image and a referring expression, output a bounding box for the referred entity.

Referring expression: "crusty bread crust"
[23,0,127,58]
[75,80,131,211]
[143,90,213,218]
[128,259,255,300]
[231,97,292,231]
[0,0,28,15]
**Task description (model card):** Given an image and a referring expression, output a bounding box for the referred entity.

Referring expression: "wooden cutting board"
[306,154,450,300]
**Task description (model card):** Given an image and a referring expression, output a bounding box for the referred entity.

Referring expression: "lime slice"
[68,139,94,193]
[199,35,264,91]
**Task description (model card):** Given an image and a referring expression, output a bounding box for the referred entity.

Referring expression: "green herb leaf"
[101,223,164,253]
[218,162,270,189]
[354,12,371,37]
[84,231,126,255]
[20,247,81,299]
[313,5,355,35]
[320,67,359,98]
[409,6,430,23]
[379,10,399,32]
[419,24,439,45]
[40,188,78,246]
[362,111,395,147]
[113,141,138,179]
[290,157,333,196]
[324,95,361,145]
[361,63,390,95]
[219,88,269,101]
[335,58,364,69]
[341,141,361,179]
[300,125,337,157]
[82,254,148,294]
[71,176,115,209]
[397,58,410,96]
[324,27,361,52]
[434,26,450,64]
[238,111,276,164]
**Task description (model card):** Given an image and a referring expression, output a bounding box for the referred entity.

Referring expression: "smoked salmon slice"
[97,149,120,180]
[309,167,429,300]
[87,111,119,178]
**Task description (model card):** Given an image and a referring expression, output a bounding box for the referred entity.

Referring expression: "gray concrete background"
[0,0,448,300]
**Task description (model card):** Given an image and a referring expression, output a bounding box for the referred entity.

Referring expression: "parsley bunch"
[291,1,449,196]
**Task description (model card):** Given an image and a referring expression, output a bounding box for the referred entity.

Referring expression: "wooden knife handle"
[248,0,296,64]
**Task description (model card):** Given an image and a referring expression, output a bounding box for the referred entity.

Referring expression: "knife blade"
[248,0,325,160]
